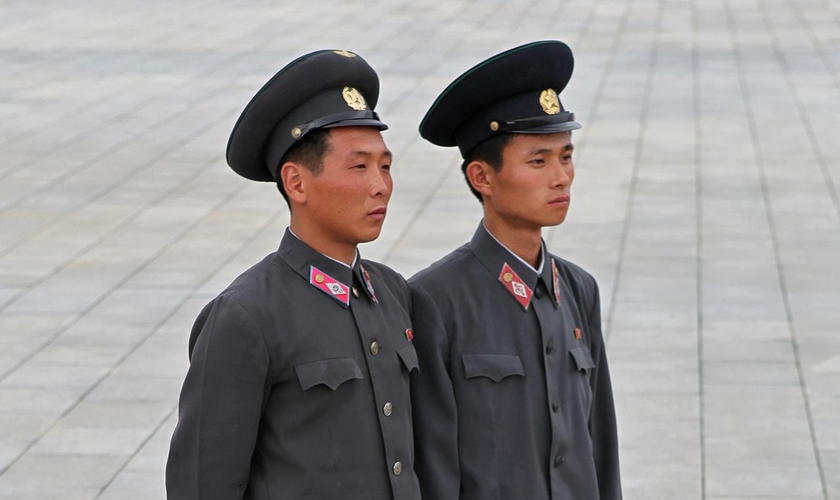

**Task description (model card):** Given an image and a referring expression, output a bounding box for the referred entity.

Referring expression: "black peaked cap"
[226,49,387,182]
[419,40,581,157]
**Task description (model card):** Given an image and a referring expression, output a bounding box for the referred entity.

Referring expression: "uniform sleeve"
[166,295,270,500]
[585,281,623,500]
[408,284,461,500]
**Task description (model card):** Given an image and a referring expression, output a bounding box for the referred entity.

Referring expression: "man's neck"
[483,215,542,269]
[289,219,357,266]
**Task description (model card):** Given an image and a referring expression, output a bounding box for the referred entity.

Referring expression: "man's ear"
[465,160,495,199]
[280,162,308,205]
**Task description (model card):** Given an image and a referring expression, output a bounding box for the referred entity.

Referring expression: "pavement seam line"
[691,1,707,498]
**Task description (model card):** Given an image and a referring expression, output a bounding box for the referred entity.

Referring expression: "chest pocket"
[569,347,595,373]
[463,354,525,382]
[295,357,363,391]
[397,344,419,373]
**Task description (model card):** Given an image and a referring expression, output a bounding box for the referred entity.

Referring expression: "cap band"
[293,110,385,139]
[455,110,580,156]
[497,111,576,132]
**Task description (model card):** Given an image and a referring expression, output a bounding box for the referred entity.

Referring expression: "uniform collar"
[277,228,377,307]
[288,227,358,269]
[470,222,559,310]
[482,221,544,274]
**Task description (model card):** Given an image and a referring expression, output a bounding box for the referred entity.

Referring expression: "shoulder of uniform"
[360,259,410,301]
[218,249,273,286]
[189,283,267,357]
[200,251,288,318]
[550,254,596,285]
[549,254,600,316]
[360,259,404,286]
[408,243,472,288]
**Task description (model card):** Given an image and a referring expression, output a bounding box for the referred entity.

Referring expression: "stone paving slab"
[1,0,839,499]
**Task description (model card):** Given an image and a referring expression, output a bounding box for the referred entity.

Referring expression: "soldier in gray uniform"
[409,41,622,500]
[166,50,421,500]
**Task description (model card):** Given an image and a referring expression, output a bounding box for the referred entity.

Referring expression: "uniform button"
[352,287,360,297]
[393,461,403,475]
[545,341,554,354]
[369,341,379,355]
[383,402,393,416]
[554,455,565,467]
[552,402,560,413]
[534,286,543,299]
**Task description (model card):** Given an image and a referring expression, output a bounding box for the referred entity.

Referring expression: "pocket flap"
[462,354,525,382]
[570,347,595,372]
[295,357,363,391]
[397,344,419,373]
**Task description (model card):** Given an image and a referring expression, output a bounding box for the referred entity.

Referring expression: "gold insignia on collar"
[539,89,561,115]
[342,86,367,110]
[503,272,513,283]
[333,50,357,58]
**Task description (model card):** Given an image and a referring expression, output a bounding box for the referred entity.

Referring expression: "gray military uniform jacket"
[166,229,421,500]
[409,223,621,500]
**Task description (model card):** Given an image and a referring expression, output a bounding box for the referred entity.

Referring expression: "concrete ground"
[1,0,838,498]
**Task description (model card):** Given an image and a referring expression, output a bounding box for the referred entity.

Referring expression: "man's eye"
[353,164,366,169]
[381,164,391,171]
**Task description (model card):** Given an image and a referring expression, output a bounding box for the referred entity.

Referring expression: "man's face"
[303,127,393,246]
[483,131,575,230]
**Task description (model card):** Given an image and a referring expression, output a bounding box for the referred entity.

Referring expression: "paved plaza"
[1,0,839,498]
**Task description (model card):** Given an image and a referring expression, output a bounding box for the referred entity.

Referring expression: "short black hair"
[276,128,332,205]
[460,133,513,203]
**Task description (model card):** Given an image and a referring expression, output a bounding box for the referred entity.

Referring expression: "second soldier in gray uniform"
[409,41,622,500]
[166,50,421,500]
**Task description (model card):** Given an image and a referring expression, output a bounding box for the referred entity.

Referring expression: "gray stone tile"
[705,459,824,498]
[29,425,151,457]
[97,468,165,500]
[0,387,80,413]
[86,374,183,404]
[58,400,173,430]
[123,412,176,472]
[620,459,701,500]
[0,454,124,491]
[0,410,58,465]
[1,363,107,390]
[0,486,101,500]
[703,360,801,386]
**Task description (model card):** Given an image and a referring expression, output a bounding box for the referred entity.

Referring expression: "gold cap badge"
[291,127,302,139]
[333,50,357,58]
[489,121,499,131]
[342,86,367,111]
[539,89,561,115]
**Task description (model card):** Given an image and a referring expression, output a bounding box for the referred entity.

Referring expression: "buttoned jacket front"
[166,229,421,500]
[409,223,621,500]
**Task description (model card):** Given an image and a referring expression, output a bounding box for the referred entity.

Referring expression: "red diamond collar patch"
[498,262,533,310]
[310,266,350,307]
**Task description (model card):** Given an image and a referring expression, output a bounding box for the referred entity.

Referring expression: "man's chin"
[353,226,384,245]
